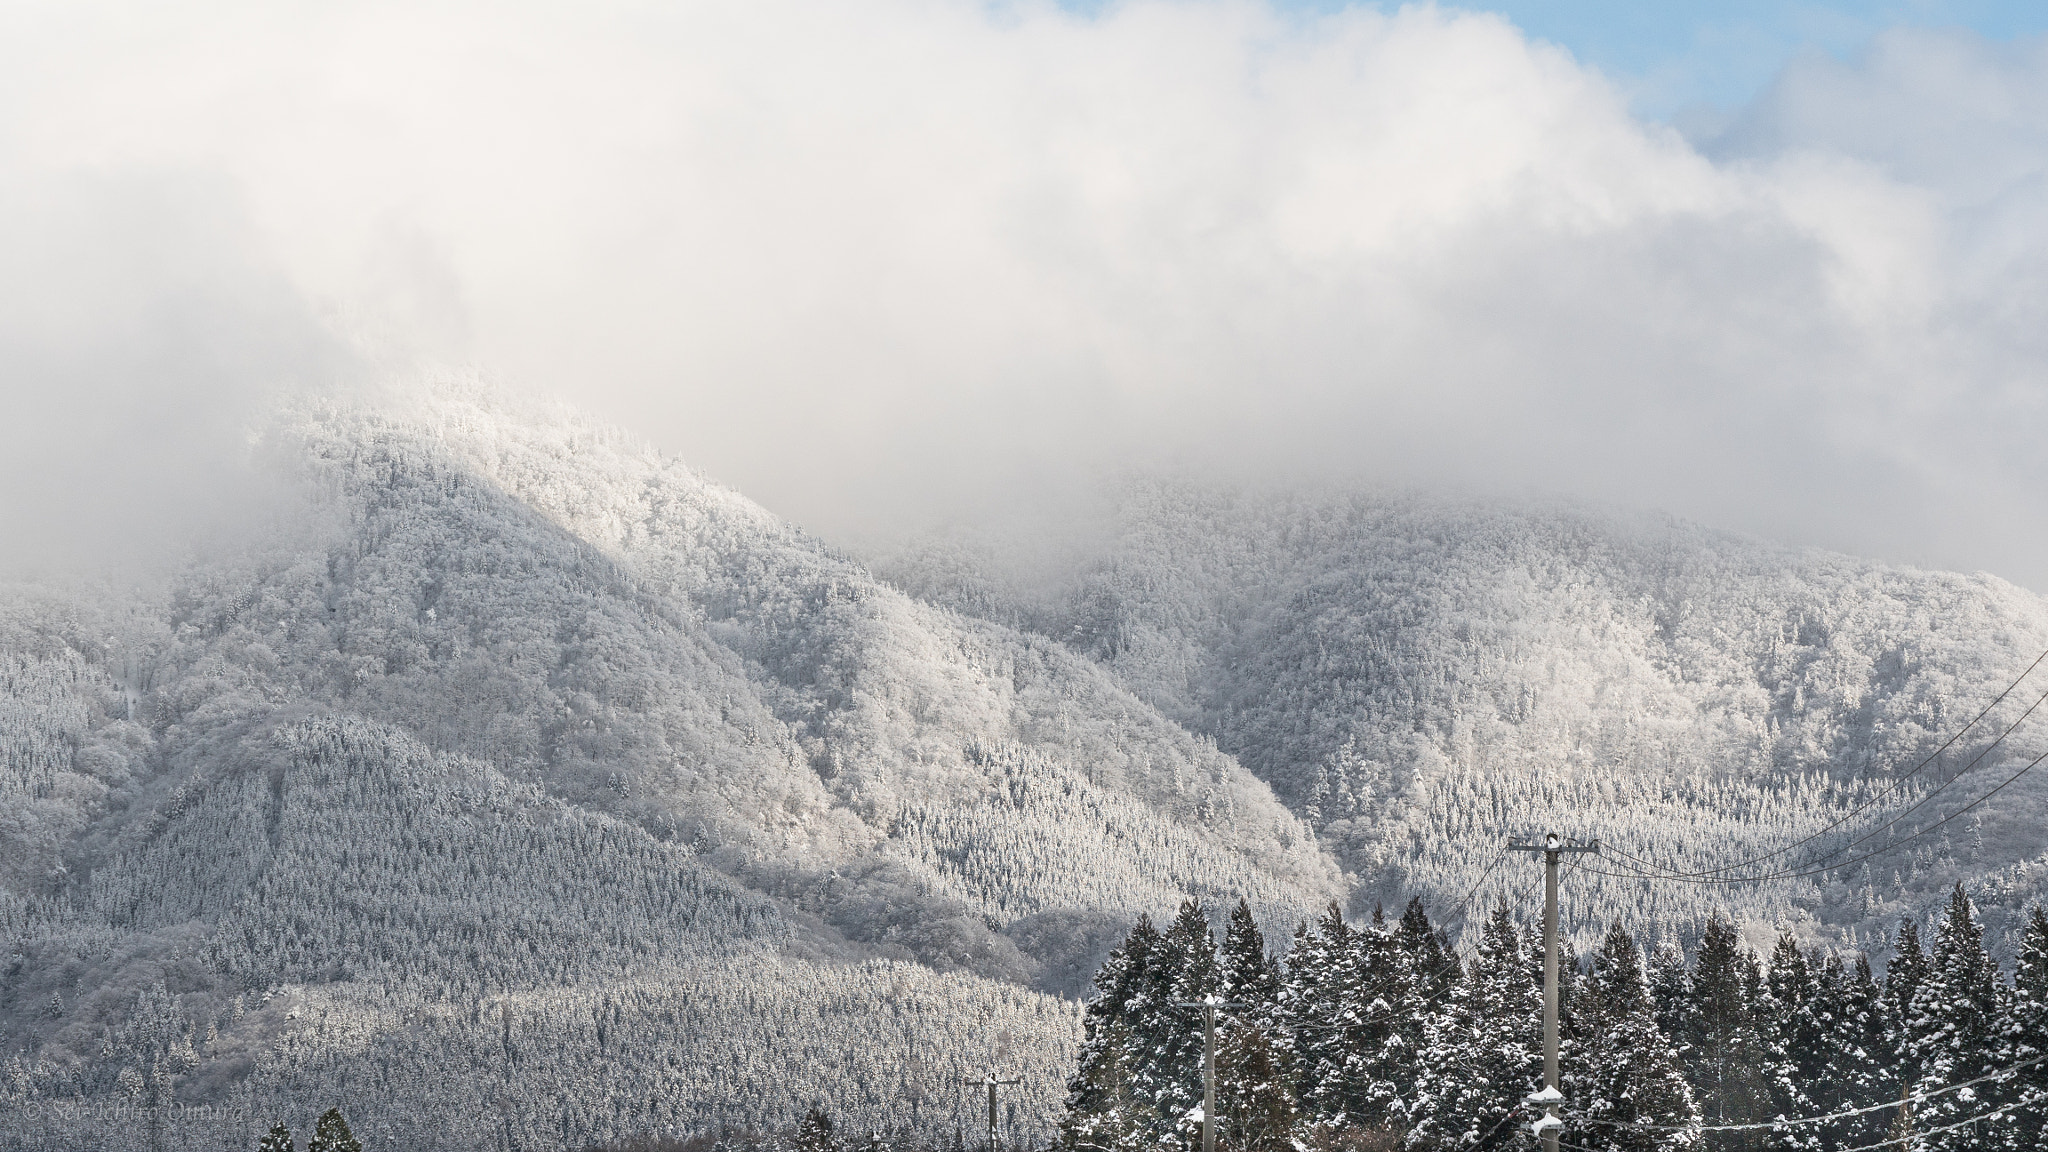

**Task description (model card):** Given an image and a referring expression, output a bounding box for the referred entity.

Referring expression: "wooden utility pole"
[962,1073,1021,1152]
[1507,832,1599,1152]
[1173,995,1247,1152]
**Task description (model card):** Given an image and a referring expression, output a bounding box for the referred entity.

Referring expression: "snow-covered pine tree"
[1883,917,1929,1088]
[1139,901,1222,1137]
[1648,941,1695,1066]
[1564,921,1699,1152]
[1905,885,2010,1152]
[2004,905,2048,1151]
[1065,915,1163,1147]
[1062,1020,1160,1152]
[259,1122,296,1152]
[1336,904,1406,1132]
[1216,898,1297,1152]
[796,1107,840,1152]
[1220,899,1279,1016]
[1760,933,1816,1135]
[1405,898,1539,1152]
[1826,953,1893,1151]
[1685,914,1772,1147]
[307,1108,362,1152]
[1793,950,1847,1145]
[1283,904,1357,1129]
[1379,899,1449,1117]
[1216,1021,1298,1152]
[1398,897,1456,1006]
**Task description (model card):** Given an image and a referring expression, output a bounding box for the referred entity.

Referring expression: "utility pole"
[961,1073,1021,1152]
[1507,832,1599,1152]
[1172,995,1247,1152]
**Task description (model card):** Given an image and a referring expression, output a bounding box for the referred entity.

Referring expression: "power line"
[1559,1101,2021,1152]
[1561,1049,2048,1132]
[1574,741,2048,886]
[1592,646,2048,882]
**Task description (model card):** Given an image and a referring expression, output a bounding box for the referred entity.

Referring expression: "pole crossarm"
[962,1074,1021,1152]
[1507,839,1600,855]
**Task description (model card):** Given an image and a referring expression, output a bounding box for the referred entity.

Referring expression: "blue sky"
[1214,1,2048,118]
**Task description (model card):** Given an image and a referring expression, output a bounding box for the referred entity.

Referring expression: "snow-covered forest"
[1060,891,2048,1152]
[5,384,2048,1148]
[880,480,2048,957]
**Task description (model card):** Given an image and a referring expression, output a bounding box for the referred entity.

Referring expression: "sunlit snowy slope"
[881,479,2048,956]
[0,385,1338,1148]
[7,385,2048,1150]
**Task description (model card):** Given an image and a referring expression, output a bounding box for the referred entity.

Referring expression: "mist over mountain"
[0,384,1341,1147]
[877,479,2048,956]
[5,385,2048,1149]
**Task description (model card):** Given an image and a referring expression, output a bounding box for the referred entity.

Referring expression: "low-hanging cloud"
[2,1,2045,590]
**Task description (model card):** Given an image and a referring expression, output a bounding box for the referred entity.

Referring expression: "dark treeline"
[1058,887,2048,1152]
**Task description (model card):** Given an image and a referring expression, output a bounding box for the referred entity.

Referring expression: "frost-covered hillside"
[11,385,2048,1150]
[0,387,1340,1149]
[879,480,2048,958]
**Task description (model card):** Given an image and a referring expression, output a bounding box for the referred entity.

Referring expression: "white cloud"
[2,1,2044,589]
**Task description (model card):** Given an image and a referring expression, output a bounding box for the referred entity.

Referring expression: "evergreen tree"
[1216,900,1295,1152]
[1826,954,1893,1150]
[1687,914,1771,1151]
[1283,904,1357,1128]
[1760,933,1816,1131]
[1564,921,1699,1152]
[1336,904,1406,1131]
[259,1122,297,1152]
[2004,905,2048,1152]
[1062,1020,1160,1152]
[1648,941,1695,1064]
[1883,917,1929,1088]
[308,1108,362,1152]
[1406,899,1540,1152]
[796,1107,839,1152]
[1794,950,1847,1146]
[1216,1023,1299,1152]
[1220,899,1279,1017]
[1066,915,1164,1147]
[1141,901,1222,1134]
[1905,885,2010,1152]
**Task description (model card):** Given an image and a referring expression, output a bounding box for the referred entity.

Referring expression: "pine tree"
[1216,1023,1299,1152]
[796,1107,839,1152]
[1648,940,1695,1064]
[1337,904,1406,1131]
[1883,917,1929,1088]
[1794,950,1847,1145]
[1283,904,1356,1129]
[1827,954,1893,1150]
[308,1108,362,1152]
[1217,900,1296,1152]
[1405,898,1539,1152]
[1141,901,1222,1134]
[2004,905,2048,1152]
[1687,914,1771,1151]
[259,1122,297,1152]
[1564,921,1699,1152]
[1906,885,2010,1152]
[1220,899,1279,1017]
[1063,1020,1161,1152]
[1760,933,1816,1133]
[1066,915,1164,1147]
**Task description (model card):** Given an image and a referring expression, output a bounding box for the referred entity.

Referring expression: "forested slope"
[0,387,1340,1149]
[879,481,2048,957]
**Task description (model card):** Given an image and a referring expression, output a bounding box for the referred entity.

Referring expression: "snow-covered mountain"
[878,479,2048,956]
[0,386,1337,1148]
[6,385,2048,1149]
